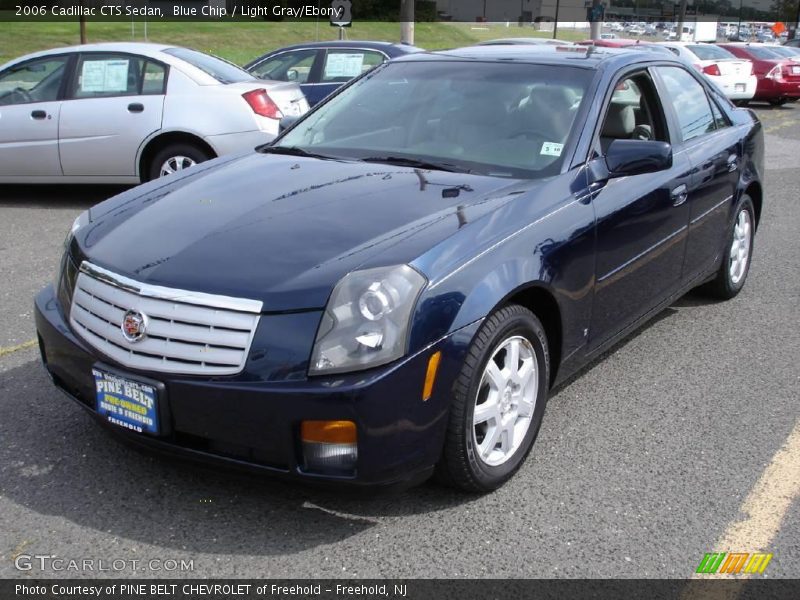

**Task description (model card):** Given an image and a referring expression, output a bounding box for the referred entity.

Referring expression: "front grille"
[69,262,262,376]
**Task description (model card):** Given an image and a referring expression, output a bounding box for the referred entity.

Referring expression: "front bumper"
[35,285,476,488]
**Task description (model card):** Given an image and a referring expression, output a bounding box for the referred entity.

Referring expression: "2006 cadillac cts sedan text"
[36,45,764,492]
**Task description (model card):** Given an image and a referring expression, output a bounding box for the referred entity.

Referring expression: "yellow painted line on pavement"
[0,339,37,358]
[692,420,800,581]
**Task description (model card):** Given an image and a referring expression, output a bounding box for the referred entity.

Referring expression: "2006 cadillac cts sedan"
[36,45,764,492]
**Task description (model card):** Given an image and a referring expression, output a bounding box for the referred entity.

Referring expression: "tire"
[703,195,755,300]
[733,100,749,107]
[769,98,787,107]
[148,143,211,181]
[436,304,549,492]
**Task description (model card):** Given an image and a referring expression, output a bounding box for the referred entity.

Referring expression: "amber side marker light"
[422,351,442,401]
[300,420,357,475]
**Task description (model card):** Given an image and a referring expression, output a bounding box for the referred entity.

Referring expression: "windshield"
[688,45,736,61]
[163,47,255,84]
[275,60,593,178]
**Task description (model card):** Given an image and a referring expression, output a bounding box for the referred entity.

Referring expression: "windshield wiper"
[359,155,471,173]
[257,145,337,160]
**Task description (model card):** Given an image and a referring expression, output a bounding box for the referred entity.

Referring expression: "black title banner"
[0,0,797,24]
[5,579,800,600]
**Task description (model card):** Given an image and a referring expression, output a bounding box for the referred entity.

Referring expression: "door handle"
[726,155,739,173]
[671,184,688,207]
[127,103,144,113]
[31,110,47,119]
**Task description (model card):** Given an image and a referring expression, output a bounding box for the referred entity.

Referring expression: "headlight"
[54,211,88,293]
[309,265,426,375]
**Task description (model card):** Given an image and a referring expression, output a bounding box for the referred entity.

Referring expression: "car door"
[652,65,742,282]
[310,48,388,106]
[0,54,71,178]
[58,52,165,177]
[247,48,322,102]
[587,68,693,350]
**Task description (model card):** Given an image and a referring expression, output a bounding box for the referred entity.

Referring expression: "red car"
[718,43,800,105]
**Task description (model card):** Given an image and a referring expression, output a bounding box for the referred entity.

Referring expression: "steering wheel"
[632,124,653,141]
[11,87,33,103]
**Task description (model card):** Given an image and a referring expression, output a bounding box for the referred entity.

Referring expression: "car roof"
[396,44,682,69]
[2,42,174,64]
[477,38,572,46]
[259,40,422,54]
[0,42,246,86]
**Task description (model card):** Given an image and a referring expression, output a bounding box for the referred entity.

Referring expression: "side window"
[599,72,667,154]
[72,54,145,99]
[655,66,715,143]
[250,50,318,83]
[0,56,69,106]
[141,61,167,94]
[320,49,386,83]
[709,98,730,130]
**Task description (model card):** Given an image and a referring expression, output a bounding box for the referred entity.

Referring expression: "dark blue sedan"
[244,40,422,106]
[36,45,764,492]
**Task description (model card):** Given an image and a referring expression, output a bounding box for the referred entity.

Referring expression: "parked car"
[764,45,800,62]
[0,43,308,184]
[245,41,422,107]
[718,43,800,105]
[37,45,763,492]
[784,38,800,48]
[658,42,757,102]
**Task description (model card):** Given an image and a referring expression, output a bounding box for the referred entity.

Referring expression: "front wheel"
[436,304,549,492]
[769,98,787,107]
[703,195,755,300]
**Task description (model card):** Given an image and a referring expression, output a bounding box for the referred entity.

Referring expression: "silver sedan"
[0,42,309,183]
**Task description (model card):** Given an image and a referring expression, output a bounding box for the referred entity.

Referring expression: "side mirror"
[603,139,672,179]
[278,115,300,134]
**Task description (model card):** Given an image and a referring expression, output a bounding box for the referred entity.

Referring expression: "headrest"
[602,103,635,139]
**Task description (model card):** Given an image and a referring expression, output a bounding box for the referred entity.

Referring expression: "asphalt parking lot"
[1,103,798,580]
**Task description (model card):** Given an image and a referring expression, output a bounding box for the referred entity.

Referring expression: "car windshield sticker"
[541,142,563,157]
[80,59,129,93]
[324,53,365,78]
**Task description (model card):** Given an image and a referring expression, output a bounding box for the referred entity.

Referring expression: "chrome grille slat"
[78,274,257,331]
[69,262,262,376]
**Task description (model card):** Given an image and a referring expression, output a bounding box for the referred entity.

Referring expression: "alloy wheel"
[729,208,752,285]
[473,335,538,467]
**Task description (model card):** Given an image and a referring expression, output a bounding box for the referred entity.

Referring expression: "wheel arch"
[499,283,563,387]
[743,180,762,230]
[137,131,217,182]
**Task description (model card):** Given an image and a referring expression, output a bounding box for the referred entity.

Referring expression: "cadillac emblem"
[121,310,147,343]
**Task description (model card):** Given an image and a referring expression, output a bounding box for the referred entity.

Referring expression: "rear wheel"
[733,99,749,107]
[703,195,755,300]
[769,98,787,106]
[148,143,211,181]
[436,304,549,492]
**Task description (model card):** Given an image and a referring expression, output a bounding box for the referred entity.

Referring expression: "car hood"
[78,153,527,311]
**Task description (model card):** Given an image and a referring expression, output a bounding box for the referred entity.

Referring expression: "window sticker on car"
[541,142,563,157]
[325,53,365,78]
[80,59,129,93]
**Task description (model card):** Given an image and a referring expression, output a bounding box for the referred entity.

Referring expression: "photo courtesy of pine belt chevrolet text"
[35,44,764,492]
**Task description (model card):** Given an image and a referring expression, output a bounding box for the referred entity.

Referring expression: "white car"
[658,42,757,101]
[0,43,309,183]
